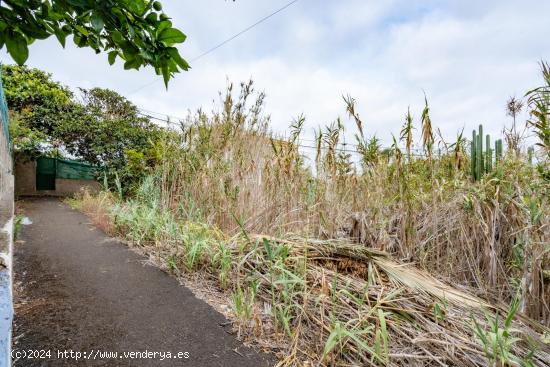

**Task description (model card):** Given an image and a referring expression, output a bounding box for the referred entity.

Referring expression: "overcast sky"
[1,0,548,148]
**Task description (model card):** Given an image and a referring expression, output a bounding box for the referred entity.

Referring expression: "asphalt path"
[12,197,273,366]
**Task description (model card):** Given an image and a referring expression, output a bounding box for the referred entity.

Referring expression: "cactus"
[470,130,478,181]
[470,125,500,180]
[485,134,493,173]
[477,125,484,180]
[495,139,503,162]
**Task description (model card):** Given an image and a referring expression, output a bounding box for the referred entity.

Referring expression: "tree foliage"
[55,87,161,169]
[4,64,163,188]
[9,117,51,158]
[3,64,73,135]
[0,0,189,86]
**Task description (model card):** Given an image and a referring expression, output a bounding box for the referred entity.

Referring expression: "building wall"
[55,178,101,196]
[14,160,101,197]
[14,159,36,196]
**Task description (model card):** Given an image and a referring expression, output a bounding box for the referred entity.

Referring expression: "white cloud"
[0,0,548,148]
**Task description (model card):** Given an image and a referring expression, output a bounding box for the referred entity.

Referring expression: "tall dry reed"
[147,79,549,326]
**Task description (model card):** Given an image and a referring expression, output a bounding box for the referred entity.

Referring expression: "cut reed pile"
[241,236,550,366]
[71,191,550,366]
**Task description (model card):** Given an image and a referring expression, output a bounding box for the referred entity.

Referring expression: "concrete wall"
[55,178,101,196]
[0,114,13,366]
[14,159,35,196]
[15,160,101,197]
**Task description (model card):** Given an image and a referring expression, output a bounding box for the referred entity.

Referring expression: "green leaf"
[322,322,342,358]
[123,53,143,69]
[90,14,104,32]
[139,48,154,62]
[74,25,89,36]
[156,20,172,35]
[158,28,186,45]
[161,66,170,88]
[168,59,178,73]
[111,31,124,43]
[54,29,67,47]
[76,35,88,47]
[124,57,142,70]
[67,0,90,6]
[40,3,49,17]
[263,238,273,261]
[378,309,389,364]
[18,24,50,40]
[167,47,190,70]
[108,51,117,65]
[6,32,29,65]
[120,41,139,59]
[123,0,147,14]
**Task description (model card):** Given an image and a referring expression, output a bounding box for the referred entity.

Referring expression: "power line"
[138,111,357,153]
[191,0,300,62]
[139,112,178,124]
[137,110,429,157]
[137,108,428,154]
[138,110,355,147]
[127,0,300,95]
[138,108,185,122]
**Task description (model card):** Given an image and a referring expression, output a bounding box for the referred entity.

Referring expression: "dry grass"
[67,189,115,235]
[145,80,549,326]
[72,192,550,365]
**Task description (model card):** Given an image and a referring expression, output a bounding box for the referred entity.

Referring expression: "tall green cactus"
[495,139,503,162]
[477,124,484,179]
[470,125,499,180]
[471,130,477,180]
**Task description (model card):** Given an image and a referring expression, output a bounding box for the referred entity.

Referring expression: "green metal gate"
[36,157,56,190]
[36,157,99,191]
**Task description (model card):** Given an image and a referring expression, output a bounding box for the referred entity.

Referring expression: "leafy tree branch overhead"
[0,0,189,86]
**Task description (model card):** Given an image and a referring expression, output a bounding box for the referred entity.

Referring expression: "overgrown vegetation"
[70,64,550,366]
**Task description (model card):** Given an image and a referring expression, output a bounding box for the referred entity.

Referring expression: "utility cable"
[127,0,300,95]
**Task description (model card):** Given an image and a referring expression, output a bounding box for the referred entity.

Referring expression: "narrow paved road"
[12,197,273,366]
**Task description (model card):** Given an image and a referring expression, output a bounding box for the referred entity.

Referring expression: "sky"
[1,0,549,150]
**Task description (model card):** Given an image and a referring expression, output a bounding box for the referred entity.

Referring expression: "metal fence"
[0,67,8,152]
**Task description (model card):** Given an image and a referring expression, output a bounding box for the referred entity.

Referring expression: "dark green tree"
[55,87,161,169]
[2,64,74,135]
[0,0,189,86]
[3,65,163,188]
